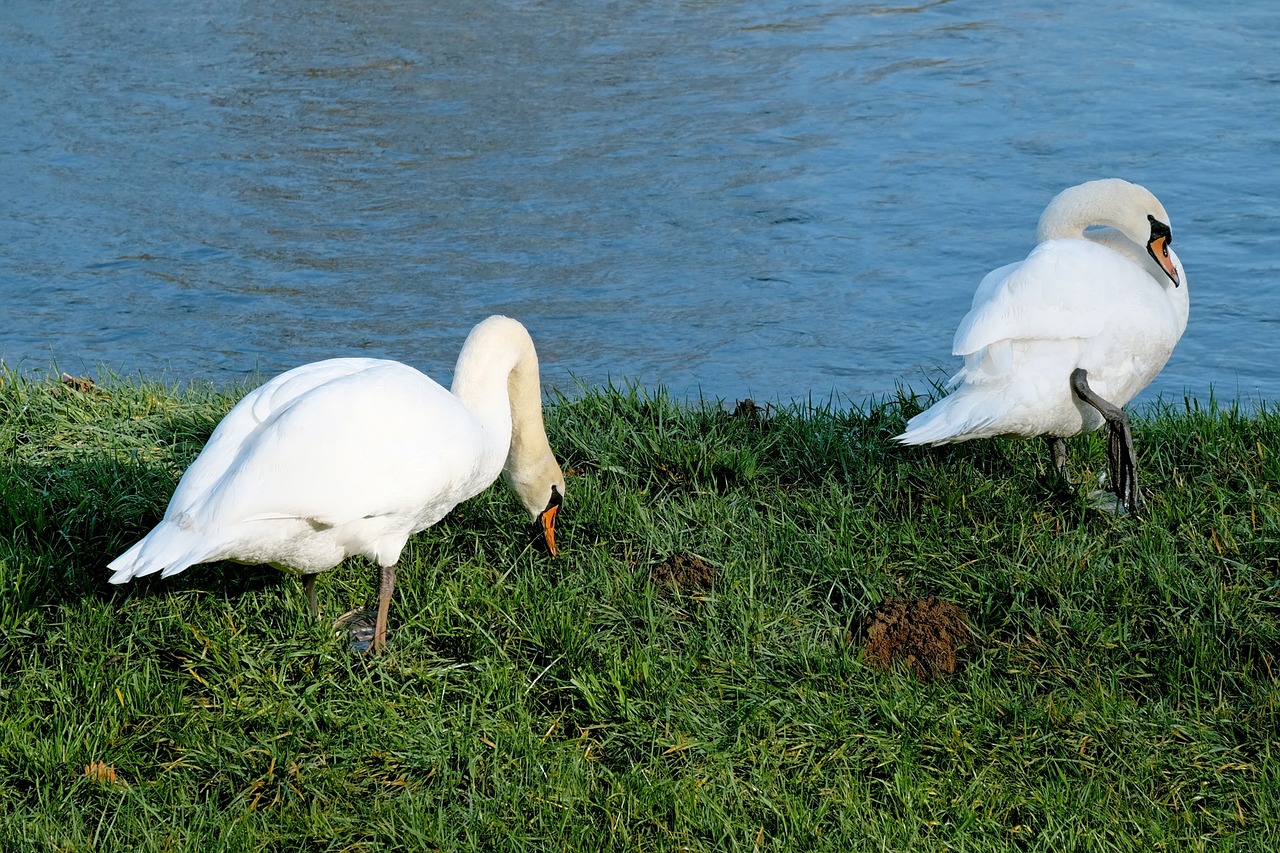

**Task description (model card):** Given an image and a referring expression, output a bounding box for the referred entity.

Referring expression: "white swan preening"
[895,178,1189,512]
[108,315,566,651]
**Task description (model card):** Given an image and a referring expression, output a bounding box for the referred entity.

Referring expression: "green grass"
[1,369,1277,851]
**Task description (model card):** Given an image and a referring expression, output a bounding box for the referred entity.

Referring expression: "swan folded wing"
[165,359,396,519]
[187,365,492,534]
[951,240,1130,358]
[246,358,392,423]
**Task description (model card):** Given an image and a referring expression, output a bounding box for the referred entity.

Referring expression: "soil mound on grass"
[651,553,715,593]
[864,596,971,682]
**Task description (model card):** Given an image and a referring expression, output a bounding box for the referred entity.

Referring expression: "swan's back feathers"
[195,363,490,529]
[952,240,1126,357]
[107,529,208,583]
[108,359,501,583]
[166,359,394,519]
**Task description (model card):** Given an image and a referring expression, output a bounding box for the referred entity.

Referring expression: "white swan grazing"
[896,179,1189,512]
[108,315,565,651]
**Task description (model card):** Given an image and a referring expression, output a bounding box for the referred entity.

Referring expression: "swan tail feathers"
[107,523,211,584]
[894,392,1001,446]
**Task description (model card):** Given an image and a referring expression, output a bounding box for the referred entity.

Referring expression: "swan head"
[1143,214,1179,287]
[538,483,563,557]
[505,458,566,557]
[1036,178,1180,287]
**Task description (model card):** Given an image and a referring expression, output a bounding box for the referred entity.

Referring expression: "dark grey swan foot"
[334,562,397,653]
[1069,368,1140,516]
[305,573,376,650]
[334,604,378,653]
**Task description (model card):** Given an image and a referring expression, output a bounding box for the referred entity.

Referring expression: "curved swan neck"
[450,316,564,519]
[450,339,516,448]
[1035,178,1170,247]
[503,345,552,476]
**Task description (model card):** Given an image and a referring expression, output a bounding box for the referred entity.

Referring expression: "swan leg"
[372,563,396,653]
[1069,368,1139,513]
[303,574,319,620]
[1048,436,1071,485]
[333,562,395,653]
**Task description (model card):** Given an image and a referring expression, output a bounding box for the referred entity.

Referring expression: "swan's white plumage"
[108,316,564,587]
[897,179,1189,446]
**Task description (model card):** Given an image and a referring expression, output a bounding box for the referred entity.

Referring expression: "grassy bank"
[1,370,1278,851]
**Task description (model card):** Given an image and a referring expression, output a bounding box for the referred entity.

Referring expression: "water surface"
[3,0,1278,405]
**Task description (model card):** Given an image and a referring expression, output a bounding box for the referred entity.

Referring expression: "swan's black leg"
[1069,368,1139,514]
[1048,436,1071,485]
[303,574,319,619]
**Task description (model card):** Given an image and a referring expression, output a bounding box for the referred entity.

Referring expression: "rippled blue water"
[3,0,1278,405]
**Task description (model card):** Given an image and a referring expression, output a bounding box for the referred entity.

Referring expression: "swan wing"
[187,361,493,532]
[166,358,394,519]
[952,240,1139,357]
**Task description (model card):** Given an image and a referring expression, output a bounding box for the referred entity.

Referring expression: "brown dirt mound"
[651,553,715,593]
[863,596,971,682]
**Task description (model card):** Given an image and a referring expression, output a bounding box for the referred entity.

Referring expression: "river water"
[3,0,1278,406]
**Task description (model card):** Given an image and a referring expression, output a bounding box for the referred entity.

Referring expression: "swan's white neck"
[451,340,519,458]
[448,316,563,519]
[1035,178,1169,248]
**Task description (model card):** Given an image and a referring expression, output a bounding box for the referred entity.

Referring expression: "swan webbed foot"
[1104,408,1139,513]
[333,562,396,653]
[334,605,376,652]
[1085,483,1134,516]
[1069,368,1141,515]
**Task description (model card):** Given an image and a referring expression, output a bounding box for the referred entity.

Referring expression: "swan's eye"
[1147,217,1173,250]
